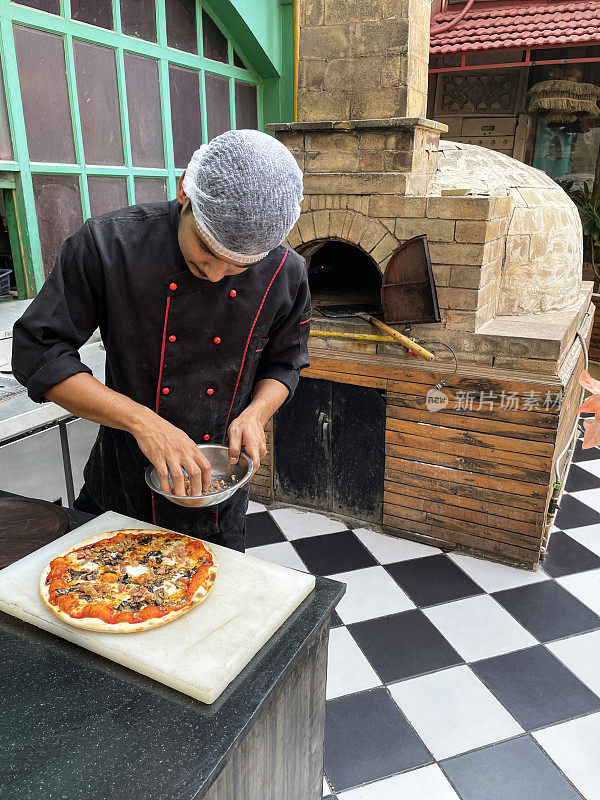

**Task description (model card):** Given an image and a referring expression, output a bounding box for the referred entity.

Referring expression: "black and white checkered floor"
[246,436,600,800]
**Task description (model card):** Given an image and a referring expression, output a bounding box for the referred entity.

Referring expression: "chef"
[12,129,310,553]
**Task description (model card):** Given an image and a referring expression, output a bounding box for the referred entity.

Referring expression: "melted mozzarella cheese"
[81,561,100,571]
[126,564,149,578]
[162,581,178,595]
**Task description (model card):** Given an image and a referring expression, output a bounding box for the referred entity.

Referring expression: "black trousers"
[73,484,246,552]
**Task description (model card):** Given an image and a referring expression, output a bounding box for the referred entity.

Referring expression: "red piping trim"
[151,294,172,524]
[221,247,289,442]
[299,317,311,325]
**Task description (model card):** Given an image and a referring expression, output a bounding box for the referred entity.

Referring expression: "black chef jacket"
[12,199,311,539]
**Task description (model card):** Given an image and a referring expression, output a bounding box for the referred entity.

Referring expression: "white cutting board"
[0,511,315,704]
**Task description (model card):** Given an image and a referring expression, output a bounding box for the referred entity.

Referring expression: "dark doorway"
[274,378,386,524]
[299,240,382,313]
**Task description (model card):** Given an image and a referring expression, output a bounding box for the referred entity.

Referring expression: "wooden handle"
[367,317,435,361]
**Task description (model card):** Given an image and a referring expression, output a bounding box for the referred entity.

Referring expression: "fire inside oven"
[299,240,383,316]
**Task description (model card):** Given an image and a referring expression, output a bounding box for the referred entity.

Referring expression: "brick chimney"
[297,0,431,121]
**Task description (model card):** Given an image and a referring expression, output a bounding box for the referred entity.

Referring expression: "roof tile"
[431,0,600,53]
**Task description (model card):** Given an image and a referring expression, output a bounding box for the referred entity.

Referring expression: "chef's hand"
[133,413,212,496]
[227,410,267,472]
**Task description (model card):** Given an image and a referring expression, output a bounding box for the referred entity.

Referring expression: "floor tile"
[448,552,549,592]
[548,629,600,697]
[423,594,537,662]
[323,776,330,797]
[386,554,484,607]
[389,665,523,760]
[441,735,582,800]
[337,764,460,800]
[330,609,344,628]
[348,610,462,684]
[269,507,347,539]
[293,531,377,576]
[569,486,600,512]
[572,440,599,462]
[541,530,600,578]
[246,500,266,514]
[472,645,600,730]
[493,580,600,642]
[244,511,286,548]
[245,541,308,572]
[533,712,600,800]
[330,566,414,624]
[563,524,600,557]
[565,463,600,492]
[558,568,600,616]
[326,626,381,700]
[325,688,432,792]
[353,527,442,564]
[555,493,600,530]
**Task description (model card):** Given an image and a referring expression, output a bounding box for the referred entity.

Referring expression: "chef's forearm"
[44,372,156,435]
[244,378,289,426]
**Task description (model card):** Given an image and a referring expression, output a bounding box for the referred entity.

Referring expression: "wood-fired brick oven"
[248,0,593,569]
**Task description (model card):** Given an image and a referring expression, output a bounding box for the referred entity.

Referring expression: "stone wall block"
[370,231,399,264]
[305,150,361,172]
[426,196,493,220]
[395,217,454,242]
[312,209,331,240]
[296,212,316,243]
[369,196,426,217]
[436,286,479,311]
[428,242,486,265]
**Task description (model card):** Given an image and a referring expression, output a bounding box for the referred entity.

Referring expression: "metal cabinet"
[0,426,67,503]
[65,418,99,497]
[274,378,386,523]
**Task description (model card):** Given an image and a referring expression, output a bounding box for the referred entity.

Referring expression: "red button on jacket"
[162,387,170,395]
[168,334,176,342]
[213,336,221,344]
[169,282,177,291]
[203,434,210,441]
[229,289,237,298]
[206,388,214,395]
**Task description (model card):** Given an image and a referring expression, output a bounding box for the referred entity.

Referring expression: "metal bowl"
[144,444,254,508]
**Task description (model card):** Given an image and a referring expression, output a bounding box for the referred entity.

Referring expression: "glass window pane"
[134,177,167,204]
[32,175,82,277]
[202,11,227,63]
[14,26,76,164]
[233,50,245,69]
[71,0,113,30]
[169,65,201,168]
[0,58,13,160]
[13,0,59,14]
[88,176,128,217]
[166,0,197,54]
[124,54,164,168]
[205,73,230,142]
[235,81,258,130]
[120,0,157,42]
[74,41,123,166]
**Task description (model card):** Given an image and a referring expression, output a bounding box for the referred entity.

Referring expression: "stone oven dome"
[430,141,583,316]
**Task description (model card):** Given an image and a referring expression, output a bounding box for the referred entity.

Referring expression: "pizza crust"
[40,529,218,633]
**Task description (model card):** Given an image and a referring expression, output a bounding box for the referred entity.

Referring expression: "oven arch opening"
[297,238,383,315]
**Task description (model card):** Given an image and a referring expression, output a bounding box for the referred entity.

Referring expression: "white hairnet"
[182,129,304,265]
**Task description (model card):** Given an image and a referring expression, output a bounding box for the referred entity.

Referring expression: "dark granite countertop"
[0,499,344,800]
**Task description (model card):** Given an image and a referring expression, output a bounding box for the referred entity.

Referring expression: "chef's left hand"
[227,410,267,471]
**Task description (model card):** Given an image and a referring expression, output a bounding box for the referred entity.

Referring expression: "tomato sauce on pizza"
[40,529,218,632]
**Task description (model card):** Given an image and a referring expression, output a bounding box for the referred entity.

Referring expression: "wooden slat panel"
[385,470,546,515]
[385,443,550,485]
[387,405,557,442]
[302,368,386,389]
[385,429,552,471]
[387,395,559,429]
[386,416,554,456]
[384,483,542,529]
[385,457,548,509]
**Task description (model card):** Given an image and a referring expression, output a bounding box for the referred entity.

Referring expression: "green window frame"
[0,0,270,296]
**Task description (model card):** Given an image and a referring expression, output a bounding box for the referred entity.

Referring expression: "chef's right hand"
[132,412,212,496]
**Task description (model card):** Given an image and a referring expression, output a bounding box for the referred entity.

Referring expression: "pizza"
[40,529,218,633]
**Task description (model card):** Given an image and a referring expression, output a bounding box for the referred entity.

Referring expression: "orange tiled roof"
[430,0,600,54]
